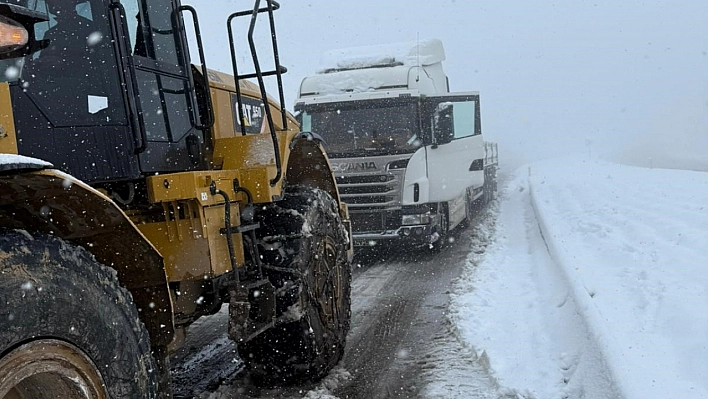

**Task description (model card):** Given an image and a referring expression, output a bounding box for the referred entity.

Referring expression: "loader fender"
[285,137,340,205]
[0,168,174,346]
[285,138,353,260]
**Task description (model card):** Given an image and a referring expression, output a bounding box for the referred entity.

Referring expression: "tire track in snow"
[335,222,502,399]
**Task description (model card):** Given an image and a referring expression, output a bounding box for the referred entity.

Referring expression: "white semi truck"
[295,39,498,249]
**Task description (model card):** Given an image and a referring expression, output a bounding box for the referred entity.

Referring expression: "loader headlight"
[0,16,28,54]
[402,213,431,226]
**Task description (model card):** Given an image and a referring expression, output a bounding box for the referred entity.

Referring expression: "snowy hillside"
[442,159,708,399]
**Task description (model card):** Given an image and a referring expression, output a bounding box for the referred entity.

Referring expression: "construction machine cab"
[0,1,353,393]
[1,0,204,183]
[2,0,292,187]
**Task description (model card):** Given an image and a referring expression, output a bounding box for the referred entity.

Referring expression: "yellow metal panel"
[138,220,212,281]
[203,67,304,206]
[137,203,243,282]
[212,134,285,203]
[200,68,299,134]
[142,170,253,281]
[211,130,303,202]
[215,133,276,169]
[0,83,18,155]
[212,88,235,141]
[204,205,244,276]
[146,170,241,206]
[203,68,275,108]
[239,167,281,203]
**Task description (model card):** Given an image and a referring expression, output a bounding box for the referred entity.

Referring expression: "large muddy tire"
[0,229,158,398]
[240,187,352,386]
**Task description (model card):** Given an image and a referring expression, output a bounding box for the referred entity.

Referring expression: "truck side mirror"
[432,102,454,147]
[0,4,47,61]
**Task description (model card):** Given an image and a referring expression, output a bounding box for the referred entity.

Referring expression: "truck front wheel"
[430,205,449,252]
[460,189,474,229]
[0,230,159,398]
[240,187,352,386]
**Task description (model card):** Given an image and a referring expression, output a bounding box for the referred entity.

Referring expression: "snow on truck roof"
[317,38,445,74]
[299,39,447,99]
[299,66,413,98]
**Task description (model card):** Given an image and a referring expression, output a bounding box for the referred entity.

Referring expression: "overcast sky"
[185,0,708,171]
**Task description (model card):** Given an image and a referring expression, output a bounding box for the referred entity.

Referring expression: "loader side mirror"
[432,102,454,147]
[0,4,48,60]
[0,16,28,54]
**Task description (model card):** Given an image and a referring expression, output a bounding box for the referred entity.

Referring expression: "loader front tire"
[240,187,351,386]
[0,229,159,398]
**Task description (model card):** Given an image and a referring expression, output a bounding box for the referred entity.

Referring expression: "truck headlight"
[0,16,28,54]
[402,213,431,226]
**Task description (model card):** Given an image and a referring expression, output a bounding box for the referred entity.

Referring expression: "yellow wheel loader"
[0,1,352,397]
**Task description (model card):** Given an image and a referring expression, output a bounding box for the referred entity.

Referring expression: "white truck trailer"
[295,39,497,249]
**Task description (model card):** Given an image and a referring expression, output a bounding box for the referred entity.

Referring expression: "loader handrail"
[178,5,215,130]
[227,0,287,187]
[109,1,148,154]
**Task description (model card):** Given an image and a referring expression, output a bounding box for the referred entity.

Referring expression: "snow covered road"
[175,210,502,399]
[448,159,708,399]
[334,226,499,399]
[174,158,707,399]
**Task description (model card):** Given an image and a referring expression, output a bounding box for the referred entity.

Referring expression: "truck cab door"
[422,93,484,205]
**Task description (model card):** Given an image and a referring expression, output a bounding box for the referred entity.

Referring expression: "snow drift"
[450,159,708,398]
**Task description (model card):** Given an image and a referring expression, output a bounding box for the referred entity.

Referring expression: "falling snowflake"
[87,31,103,46]
[4,66,19,80]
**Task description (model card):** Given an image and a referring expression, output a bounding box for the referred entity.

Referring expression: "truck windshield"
[299,98,422,158]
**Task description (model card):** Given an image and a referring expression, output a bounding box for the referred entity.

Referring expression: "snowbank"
[452,159,708,398]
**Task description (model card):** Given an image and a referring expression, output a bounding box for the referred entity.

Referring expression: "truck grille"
[335,174,401,209]
[336,175,394,184]
[335,172,404,233]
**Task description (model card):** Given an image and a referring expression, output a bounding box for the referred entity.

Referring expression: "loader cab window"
[121,0,182,65]
[141,0,181,65]
[16,0,127,126]
[120,0,194,144]
[120,0,143,56]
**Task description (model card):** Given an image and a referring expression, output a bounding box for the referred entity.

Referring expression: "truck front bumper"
[352,224,438,247]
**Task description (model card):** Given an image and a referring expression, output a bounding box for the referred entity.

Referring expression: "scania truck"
[295,39,498,249]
